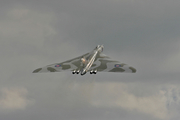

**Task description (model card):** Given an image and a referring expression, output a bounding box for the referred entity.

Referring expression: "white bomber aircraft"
[33,45,136,75]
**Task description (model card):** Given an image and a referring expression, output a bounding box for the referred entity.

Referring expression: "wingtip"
[32,71,37,73]
[129,67,136,73]
[32,68,42,73]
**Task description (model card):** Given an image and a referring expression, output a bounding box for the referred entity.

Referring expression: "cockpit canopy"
[96,45,99,49]
[94,45,104,52]
[95,45,101,49]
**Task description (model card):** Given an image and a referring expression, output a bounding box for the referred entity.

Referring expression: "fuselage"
[81,45,104,75]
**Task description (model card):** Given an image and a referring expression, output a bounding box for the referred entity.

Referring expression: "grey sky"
[0,0,180,120]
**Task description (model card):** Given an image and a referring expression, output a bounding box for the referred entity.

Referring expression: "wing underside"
[33,53,136,73]
[89,53,136,73]
[33,53,90,73]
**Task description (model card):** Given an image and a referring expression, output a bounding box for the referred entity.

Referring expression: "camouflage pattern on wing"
[90,53,136,73]
[33,53,90,73]
[33,52,136,74]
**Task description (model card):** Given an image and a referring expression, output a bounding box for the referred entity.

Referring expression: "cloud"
[159,39,180,73]
[0,88,33,110]
[0,6,56,48]
[91,82,180,119]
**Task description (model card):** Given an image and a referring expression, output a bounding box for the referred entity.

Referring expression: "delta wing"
[90,53,136,73]
[33,53,90,73]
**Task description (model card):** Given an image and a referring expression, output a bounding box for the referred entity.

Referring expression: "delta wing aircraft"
[33,45,136,75]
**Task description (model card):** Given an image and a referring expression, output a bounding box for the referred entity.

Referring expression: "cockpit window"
[94,45,101,50]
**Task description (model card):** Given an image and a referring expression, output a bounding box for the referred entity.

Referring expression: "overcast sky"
[1,0,180,120]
